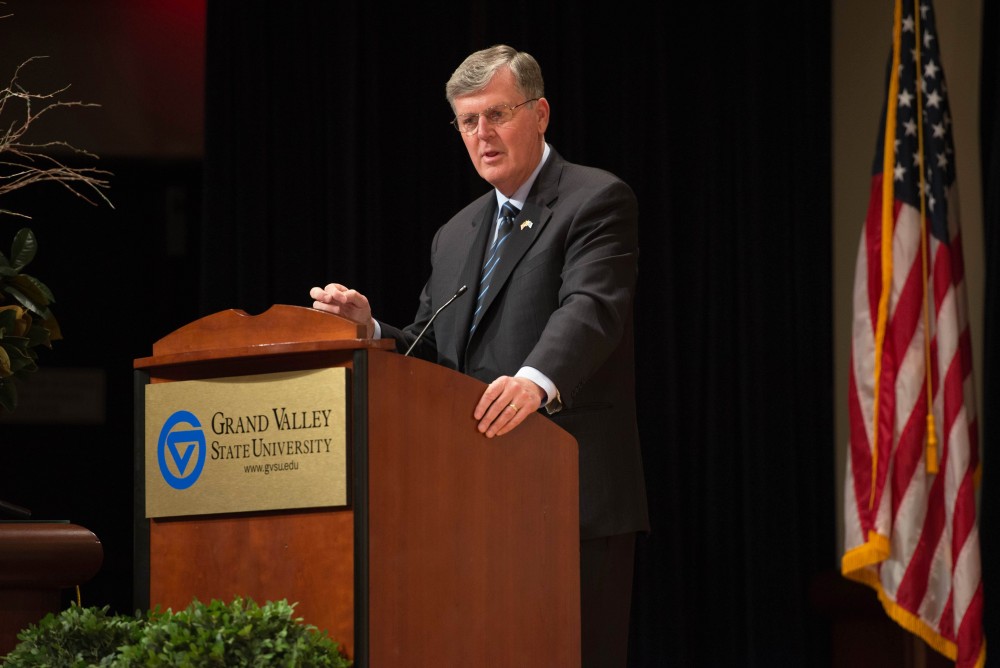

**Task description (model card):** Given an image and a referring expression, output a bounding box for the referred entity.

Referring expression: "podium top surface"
[134,304,392,369]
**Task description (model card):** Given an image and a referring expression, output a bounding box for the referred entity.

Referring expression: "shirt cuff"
[516,366,562,414]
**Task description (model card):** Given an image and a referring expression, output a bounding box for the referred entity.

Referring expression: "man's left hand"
[474,376,545,437]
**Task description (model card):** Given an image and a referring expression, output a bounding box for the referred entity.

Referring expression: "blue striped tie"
[470,201,518,334]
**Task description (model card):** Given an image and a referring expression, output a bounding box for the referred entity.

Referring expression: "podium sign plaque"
[143,367,349,518]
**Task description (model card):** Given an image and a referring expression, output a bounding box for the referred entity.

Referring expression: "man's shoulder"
[544,148,630,193]
[563,161,627,187]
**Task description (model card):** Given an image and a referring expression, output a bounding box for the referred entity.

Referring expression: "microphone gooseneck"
[404,285,468,357]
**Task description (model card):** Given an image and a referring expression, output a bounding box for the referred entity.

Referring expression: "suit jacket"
[381,147,649,539]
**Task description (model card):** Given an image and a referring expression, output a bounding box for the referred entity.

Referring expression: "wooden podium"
[133,305,580,667]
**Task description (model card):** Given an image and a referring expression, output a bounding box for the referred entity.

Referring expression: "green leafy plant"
[3,598,353,667]
[0,227,59,412]
[117,598,352,667]
[1,603,142,667]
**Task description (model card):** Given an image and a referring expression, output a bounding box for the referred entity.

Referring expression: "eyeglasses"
[450,98,539,135]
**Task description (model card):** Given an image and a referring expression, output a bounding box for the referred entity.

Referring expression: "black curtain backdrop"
[980,0,1000,657]
[202,3,834,666]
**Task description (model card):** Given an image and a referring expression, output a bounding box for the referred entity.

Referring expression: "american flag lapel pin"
[520,220,533,230]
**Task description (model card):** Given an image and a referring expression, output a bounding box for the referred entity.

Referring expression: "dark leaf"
[10,227,37,270]
[2,283,46,316]
[10,272,55,307]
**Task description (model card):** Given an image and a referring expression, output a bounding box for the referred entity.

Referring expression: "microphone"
[0,498,31,519]
[404,285,467,357]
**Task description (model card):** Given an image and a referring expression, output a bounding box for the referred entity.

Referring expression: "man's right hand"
[309,283,376,338]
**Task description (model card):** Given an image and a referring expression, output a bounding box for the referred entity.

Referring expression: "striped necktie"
[470,201,518,334]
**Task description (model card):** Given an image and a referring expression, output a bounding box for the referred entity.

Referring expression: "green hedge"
[2,597,352,667]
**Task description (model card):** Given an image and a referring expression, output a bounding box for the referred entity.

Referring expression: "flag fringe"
[841,535,986,668]
[877,585,959,662]
[840,531,890,574]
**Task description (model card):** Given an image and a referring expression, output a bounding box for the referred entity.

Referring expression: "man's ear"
[535,97,550,134]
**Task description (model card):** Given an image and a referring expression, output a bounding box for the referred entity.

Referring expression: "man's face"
[453,67,549,197]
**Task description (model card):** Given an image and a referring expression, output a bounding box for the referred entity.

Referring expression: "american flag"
[842,1,985,666]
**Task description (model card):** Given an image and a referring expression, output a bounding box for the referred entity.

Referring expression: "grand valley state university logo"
[157,410,207,490]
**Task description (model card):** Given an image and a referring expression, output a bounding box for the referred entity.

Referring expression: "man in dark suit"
[310,44,648,668]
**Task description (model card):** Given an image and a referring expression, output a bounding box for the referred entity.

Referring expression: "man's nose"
[475,116,496,138]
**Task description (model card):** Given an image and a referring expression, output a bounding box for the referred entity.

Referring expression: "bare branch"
[0,55,113,218]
